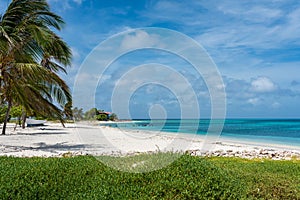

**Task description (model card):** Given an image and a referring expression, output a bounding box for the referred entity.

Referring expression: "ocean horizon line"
[129,118,300,120]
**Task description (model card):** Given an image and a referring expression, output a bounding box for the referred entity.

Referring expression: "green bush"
[0,105,8,123]
[0,155,299,199]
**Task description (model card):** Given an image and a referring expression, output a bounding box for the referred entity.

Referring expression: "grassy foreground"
[0,154,299,199]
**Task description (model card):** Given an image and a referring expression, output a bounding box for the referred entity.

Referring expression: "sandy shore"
[0,122,299,160]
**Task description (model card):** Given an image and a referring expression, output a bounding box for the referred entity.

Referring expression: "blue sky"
[1,0,300,118]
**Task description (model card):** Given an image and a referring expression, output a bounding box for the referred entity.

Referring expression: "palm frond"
[0,0,73,129]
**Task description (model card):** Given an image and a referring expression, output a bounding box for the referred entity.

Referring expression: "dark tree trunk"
[2,101,12,135]
[21,112,26,129]
[60,119,65,128]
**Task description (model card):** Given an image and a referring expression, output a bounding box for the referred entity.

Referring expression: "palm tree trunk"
[2,101,12,135]
[60,119,65,128]
[21,111,27,129]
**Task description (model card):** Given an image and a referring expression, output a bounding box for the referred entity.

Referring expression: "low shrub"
[0,155,299,199]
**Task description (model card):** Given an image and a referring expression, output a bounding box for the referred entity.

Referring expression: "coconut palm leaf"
[0,0,72,134]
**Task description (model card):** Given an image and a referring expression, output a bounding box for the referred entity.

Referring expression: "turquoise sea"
[100,119,300,147]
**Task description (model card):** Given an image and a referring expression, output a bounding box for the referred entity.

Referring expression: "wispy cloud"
[44,0,300,117]
[48,0,84,6]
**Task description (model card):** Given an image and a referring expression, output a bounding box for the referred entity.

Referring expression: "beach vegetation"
[0,0,72,134]
[84,107,98,120]
[96,113,109,121]
[63,101,73,120]
[71,107,84,121]
[0,104,7,123]
[109,113,118,121]
[56,105,119,122]
[0,155,299,199]
[9,105,22,120]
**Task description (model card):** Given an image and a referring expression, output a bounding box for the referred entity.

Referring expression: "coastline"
[0,122,299,160]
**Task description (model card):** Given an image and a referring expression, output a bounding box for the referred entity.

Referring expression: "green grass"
[0,154,299,199]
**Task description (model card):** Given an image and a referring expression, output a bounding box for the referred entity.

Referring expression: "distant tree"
[96,113,109,121]
[84,108,98,120]
[10,106,23,130]
[10,106,22,119]
[72,107,84,121]
[109,113,118,121]
[63,101,73,120]
[10,105,23,127]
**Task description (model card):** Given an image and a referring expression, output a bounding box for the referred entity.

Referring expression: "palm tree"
[0,0,72,135]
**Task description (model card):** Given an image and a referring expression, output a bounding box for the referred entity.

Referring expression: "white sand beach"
[0,122,300,160]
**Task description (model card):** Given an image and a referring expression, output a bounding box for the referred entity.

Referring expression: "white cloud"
[71,47,80,60]
[271,102,280,108]
[47,0,83,11]
[247,98,261,105]
[244,6,282,22]
[279,7,300,42]
[223,75,299,104]
[75,72,97,83]
[195,1,300,53]
[48,0,83,4]
[250,77,277,93]
[120,30,162,51]
[45,0,300,117]
[217,3,283,24]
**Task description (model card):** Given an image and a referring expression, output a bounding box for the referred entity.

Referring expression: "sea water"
[100,119,300,147]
